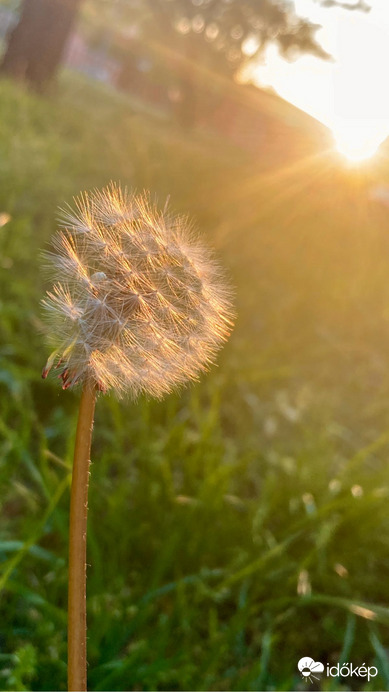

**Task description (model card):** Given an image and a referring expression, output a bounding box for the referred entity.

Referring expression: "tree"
[0,0,368,102]
[152,0,330,67]
[136,0,330,127]
[0,0,81,92]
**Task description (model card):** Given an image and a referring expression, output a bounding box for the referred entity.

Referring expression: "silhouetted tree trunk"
[1,0,81,92]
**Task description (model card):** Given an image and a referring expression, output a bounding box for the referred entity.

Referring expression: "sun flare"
[333,124,385,163]
[252,2,389,166]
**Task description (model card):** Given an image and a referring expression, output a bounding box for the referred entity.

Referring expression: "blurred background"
[1,0,389,690]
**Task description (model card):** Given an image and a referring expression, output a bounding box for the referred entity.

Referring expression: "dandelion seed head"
[41,184,234,397]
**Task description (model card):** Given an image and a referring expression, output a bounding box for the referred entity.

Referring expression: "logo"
[297,657,379,684]
[297,657,324,684]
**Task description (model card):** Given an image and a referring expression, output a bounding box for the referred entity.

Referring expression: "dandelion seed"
[42,184,234,398]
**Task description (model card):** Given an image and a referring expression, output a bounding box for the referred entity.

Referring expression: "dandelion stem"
[68,380,96,692]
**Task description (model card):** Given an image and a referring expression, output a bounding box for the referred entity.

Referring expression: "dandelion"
[42,185,233,397]
[41,183,234,691]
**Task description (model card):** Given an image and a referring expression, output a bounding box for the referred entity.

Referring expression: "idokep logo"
[297,657,324,684]
[297,657,379,684]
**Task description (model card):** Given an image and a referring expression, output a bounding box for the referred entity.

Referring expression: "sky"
[252,0,389,159]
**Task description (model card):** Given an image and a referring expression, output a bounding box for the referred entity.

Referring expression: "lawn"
[1,73,389,691]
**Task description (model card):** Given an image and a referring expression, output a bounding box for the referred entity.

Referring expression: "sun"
[333,122,386,164]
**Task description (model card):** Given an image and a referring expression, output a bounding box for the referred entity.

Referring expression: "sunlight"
[333,122,386,162]
[252,1,389,163]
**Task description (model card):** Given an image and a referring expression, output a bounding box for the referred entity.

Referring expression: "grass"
[1,72,389,690]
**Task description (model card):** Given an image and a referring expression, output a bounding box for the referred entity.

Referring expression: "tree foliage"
[125,0,331,77]
[83,0,332,127]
